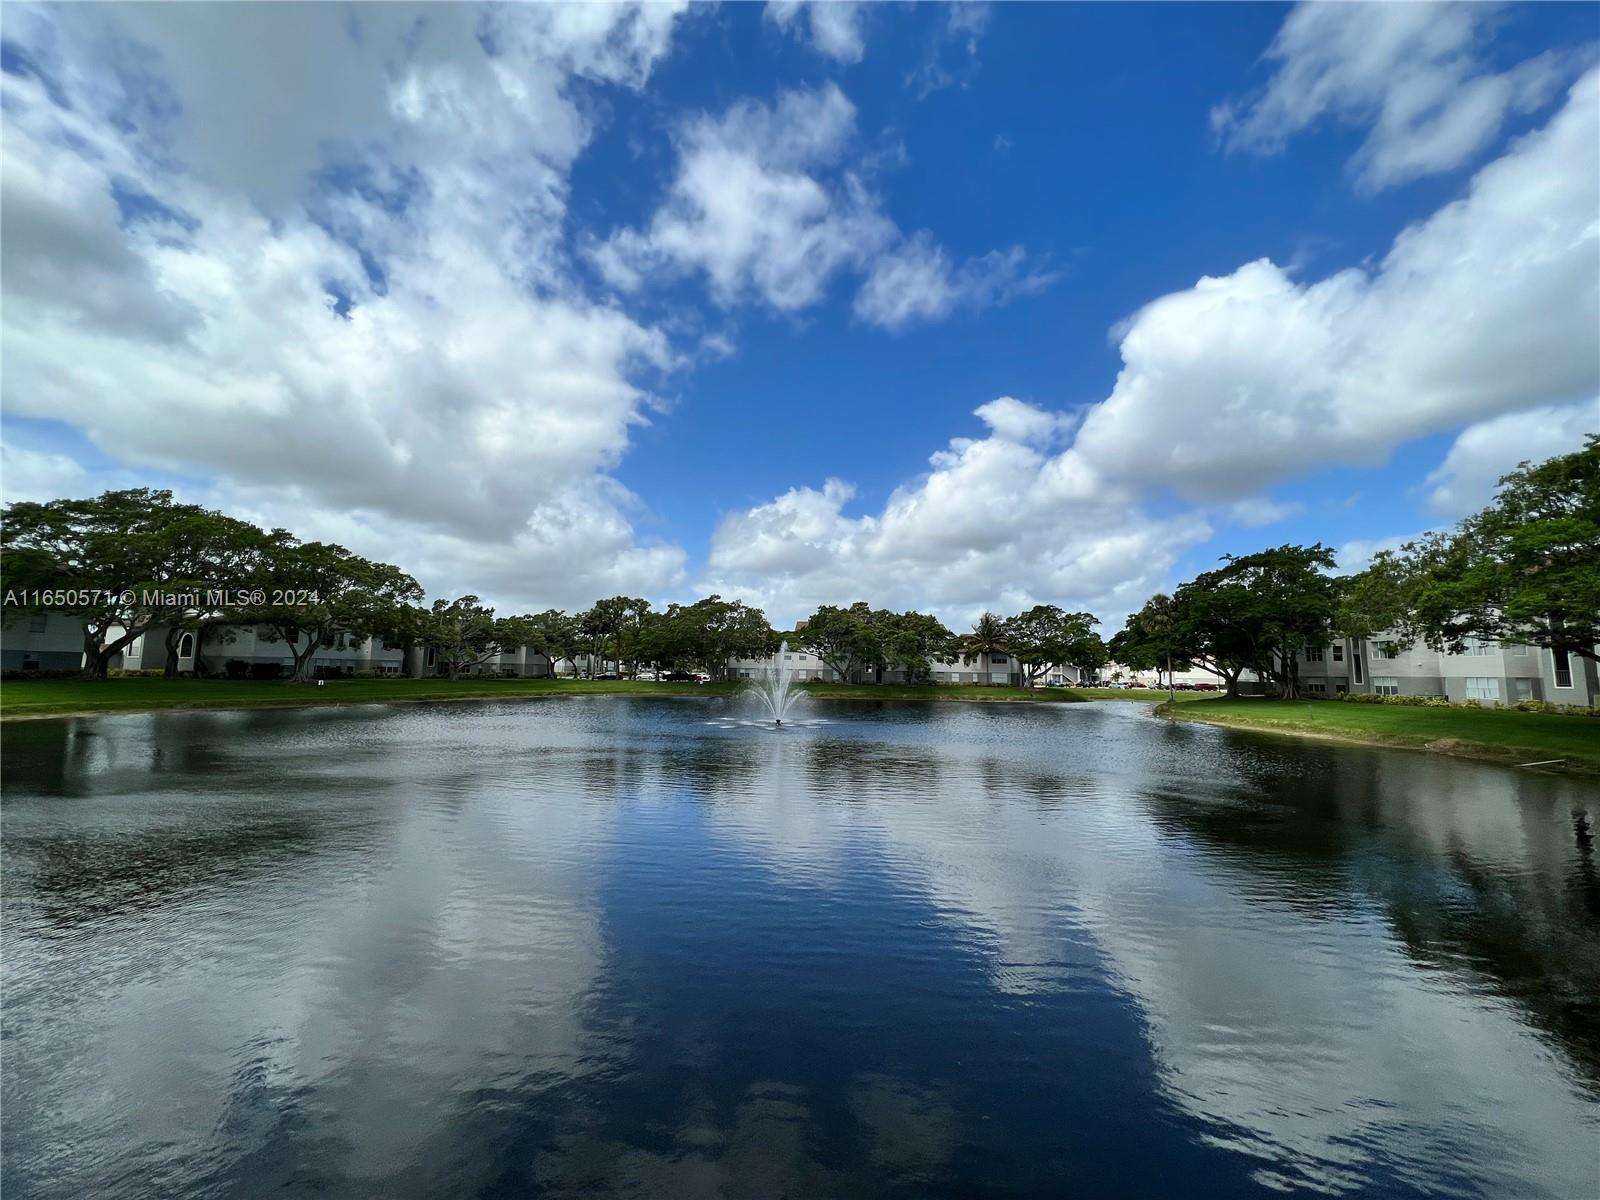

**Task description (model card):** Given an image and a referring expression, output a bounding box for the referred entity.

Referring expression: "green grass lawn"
[799,681,1092,703]
[0,676,733,719]
[0,676,1186,720]
[1168,698,1600,772]
[1062,687,1211,703]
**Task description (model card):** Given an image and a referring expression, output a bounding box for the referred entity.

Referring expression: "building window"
[1553,648,1573,689]
[178,633,194,658]
[1305,646,1324,662]
[990,654,1008,664]
[1465,678,1501,701]
[1352,652,1364,685]
[1468,638,1497,656]
[1372,677,1400,696]
[126,637,143,658]
[1508,643,1529,656]
[1304,681,1327,693]
[28,612,48,633]
[1514,678,1534,701]
[1332,644,1344,662]
[425,647,436,667]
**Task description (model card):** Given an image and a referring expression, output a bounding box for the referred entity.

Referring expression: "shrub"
[248,663,284,681]
[224,660,250,680]
[0,668,82,680]
[1334,691,1568,711]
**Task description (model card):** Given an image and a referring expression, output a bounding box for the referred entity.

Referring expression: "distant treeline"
[3,437,1594,690]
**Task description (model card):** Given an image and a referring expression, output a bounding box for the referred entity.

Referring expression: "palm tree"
[962,611,1008,686]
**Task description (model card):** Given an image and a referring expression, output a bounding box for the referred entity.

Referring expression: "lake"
[2,696,1597,1199]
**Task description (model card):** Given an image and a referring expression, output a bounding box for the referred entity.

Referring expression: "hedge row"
[1331,691,1597,716]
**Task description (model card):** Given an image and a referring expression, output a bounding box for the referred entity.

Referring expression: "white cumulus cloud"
[703,398,1210,628]
[1423,400,1598,518]
[0,3,695,611]
[1213,1,1577,192]
[1077,67,1600,501]
[854,235,1057,332]
[593,84,1053,328]
[765,0,869,64]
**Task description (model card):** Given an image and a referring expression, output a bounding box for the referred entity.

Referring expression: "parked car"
[662,670,698,682]
[596,672,622,681]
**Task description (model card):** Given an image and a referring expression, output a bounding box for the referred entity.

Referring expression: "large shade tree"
[422,596,535,679]
[798,603,885,684]
[650,595,776,678]
[245,535,422,681]
[881,611,958,685]
[1349,437,1600,665]
[527,609,582,677]
[1,489,267,679]
[1198,544,1339,699]
[1004,606,1100,687]
[580,596,653,678]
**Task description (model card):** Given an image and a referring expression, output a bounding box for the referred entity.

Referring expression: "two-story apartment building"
[1297,636,1596,706]
[119,623,558,678]
[727,647,1033,685]
[0,611,87,672]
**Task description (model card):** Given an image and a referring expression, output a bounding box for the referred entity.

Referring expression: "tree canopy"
[1004,606,1100,687]
[1347,436,1600,664]
[1,489,267,678]
[246,535,422,681]
[421,596,534,679]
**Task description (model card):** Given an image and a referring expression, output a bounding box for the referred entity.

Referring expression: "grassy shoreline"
[0,677,1190,721]
[1163,698,1600,774]
[4,680,1586,774]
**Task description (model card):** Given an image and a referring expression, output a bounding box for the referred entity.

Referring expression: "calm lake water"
[2,697,1597,1199]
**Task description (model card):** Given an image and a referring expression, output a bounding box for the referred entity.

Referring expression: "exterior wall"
[1,612,85,672]
[1540,643,1598,707]
[1358,637,1445,698]
[1436,638,1542,704]
[729,647,841,682]
[123,625,408,676]
[1294,634,1597,707]
[478,647,553,678]
[728,649,1028,685]
[404,644,555,678]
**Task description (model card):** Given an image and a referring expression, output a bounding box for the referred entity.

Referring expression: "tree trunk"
[192,626,213,678]
[164,626,184,679]
[81,632,109,680]
[291,638,320,682]
[1278,651,1300,700]
[1224,666,1242,698]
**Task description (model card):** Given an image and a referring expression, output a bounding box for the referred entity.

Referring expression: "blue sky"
[1,2,1596,628]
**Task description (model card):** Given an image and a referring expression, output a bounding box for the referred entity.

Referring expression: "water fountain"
[750,640,803,725]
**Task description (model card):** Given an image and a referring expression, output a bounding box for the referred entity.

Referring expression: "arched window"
[178,633,194,658]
